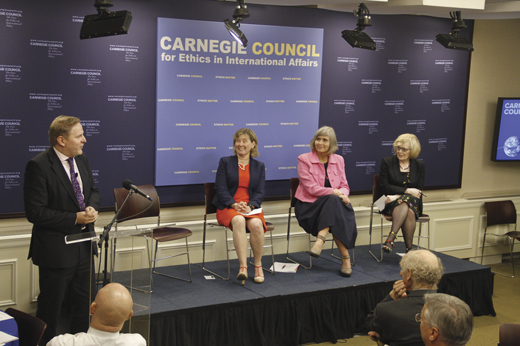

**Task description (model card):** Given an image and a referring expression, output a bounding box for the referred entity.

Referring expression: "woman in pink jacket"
[294,126,357,277]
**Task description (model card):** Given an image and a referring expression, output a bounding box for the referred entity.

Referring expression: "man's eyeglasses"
[415,313,422,322]
[415,312,436,327]
[395,146,410,153]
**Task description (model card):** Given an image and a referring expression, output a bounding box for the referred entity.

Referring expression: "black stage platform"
[148,243,496,346]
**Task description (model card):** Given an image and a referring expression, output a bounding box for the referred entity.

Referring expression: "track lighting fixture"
[80,0,132,39]
[224,0,250,47]
[436,11,474,51]
[341,3,376,51]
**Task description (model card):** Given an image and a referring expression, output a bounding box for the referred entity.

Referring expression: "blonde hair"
[232,128,259,158]
[394,133,421,159]
[49,115,81,146]
[310,126,338,155]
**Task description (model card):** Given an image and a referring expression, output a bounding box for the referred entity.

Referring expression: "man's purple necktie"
[67,157,85,211]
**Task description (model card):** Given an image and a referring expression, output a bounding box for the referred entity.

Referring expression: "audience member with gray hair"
[419,293,473,346]
[366,249,444,346]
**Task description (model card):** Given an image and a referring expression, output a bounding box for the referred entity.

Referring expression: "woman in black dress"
[380,133,425,253]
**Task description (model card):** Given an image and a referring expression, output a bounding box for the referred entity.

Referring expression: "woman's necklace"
[400,164,410,170]
[238,158,249,170]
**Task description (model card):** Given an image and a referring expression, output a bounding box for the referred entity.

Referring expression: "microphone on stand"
[122,179,153,201]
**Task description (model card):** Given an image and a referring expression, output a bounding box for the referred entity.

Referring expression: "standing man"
[24,115,101,345]
[419,293,473,346]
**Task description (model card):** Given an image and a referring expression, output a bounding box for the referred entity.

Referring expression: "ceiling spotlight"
[341,3,376,51]
[436,11,474,51]
[80,0,132,40]
[224,0,250,47]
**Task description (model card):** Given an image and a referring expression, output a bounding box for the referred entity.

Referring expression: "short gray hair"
[423,293,474,346]
[309,126,338,155]
[400,250,444,289]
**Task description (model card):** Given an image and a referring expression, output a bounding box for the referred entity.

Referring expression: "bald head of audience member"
[90,283,134,333]
[400,249,444,291]
[420,293,474,346]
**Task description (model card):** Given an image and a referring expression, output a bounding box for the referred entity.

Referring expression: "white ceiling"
[224,0,520,19]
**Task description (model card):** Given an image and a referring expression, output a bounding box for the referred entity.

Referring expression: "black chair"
[481,200,519,278]
[5,308,46,346]
[368,174,430,262]
[499,323,520,346]
[285,177,354,269]
[201,182,275,281]
[113,184,193,291]
[286,177,312,269]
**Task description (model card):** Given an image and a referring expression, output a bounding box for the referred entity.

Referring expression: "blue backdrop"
[0,0,472,214]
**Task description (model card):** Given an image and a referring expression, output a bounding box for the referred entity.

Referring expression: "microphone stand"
[98,190,134,287]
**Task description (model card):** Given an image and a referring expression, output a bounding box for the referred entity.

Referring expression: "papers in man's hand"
[239,207,262,216]
[0,331,18,343]
[375,195,387,212]
[269,262,299,273]
[0,311,12,322]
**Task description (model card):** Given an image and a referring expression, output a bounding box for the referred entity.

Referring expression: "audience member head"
[310,126,338,155]
[90,283,134,333]
[399,249,444,290]
[232,128,259,157]
[49,115,81,147]
[394,133,421,159]
[420,293,474,346]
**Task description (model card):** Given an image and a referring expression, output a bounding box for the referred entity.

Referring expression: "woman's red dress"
[216,164,267,232]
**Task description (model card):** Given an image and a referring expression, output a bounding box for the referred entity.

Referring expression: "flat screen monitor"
[491,97,520,161]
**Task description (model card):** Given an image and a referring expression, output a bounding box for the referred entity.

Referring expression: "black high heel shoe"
[382,231,397,253]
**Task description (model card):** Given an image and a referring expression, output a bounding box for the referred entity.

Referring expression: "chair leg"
[249,229,276,275]
[368,205,383,262]
[427,220,430,250]
[152,238,192,283]
[417,222,422,249]
[123,234,154,294]
[286,208,312,269]
[200,223,231,281]
[416,220,430,250]
[481,227,515,278]
[490,236,516,278]
[481,228,488,265]
[368,208,383,262]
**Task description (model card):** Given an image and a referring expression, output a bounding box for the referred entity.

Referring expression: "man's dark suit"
[366,289,436,346]
[212,155,265,210]
[24,147,101,345]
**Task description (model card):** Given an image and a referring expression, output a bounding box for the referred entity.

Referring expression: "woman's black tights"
[387,203,416,249]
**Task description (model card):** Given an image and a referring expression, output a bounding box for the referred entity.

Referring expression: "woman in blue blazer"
[212,128,267,284]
